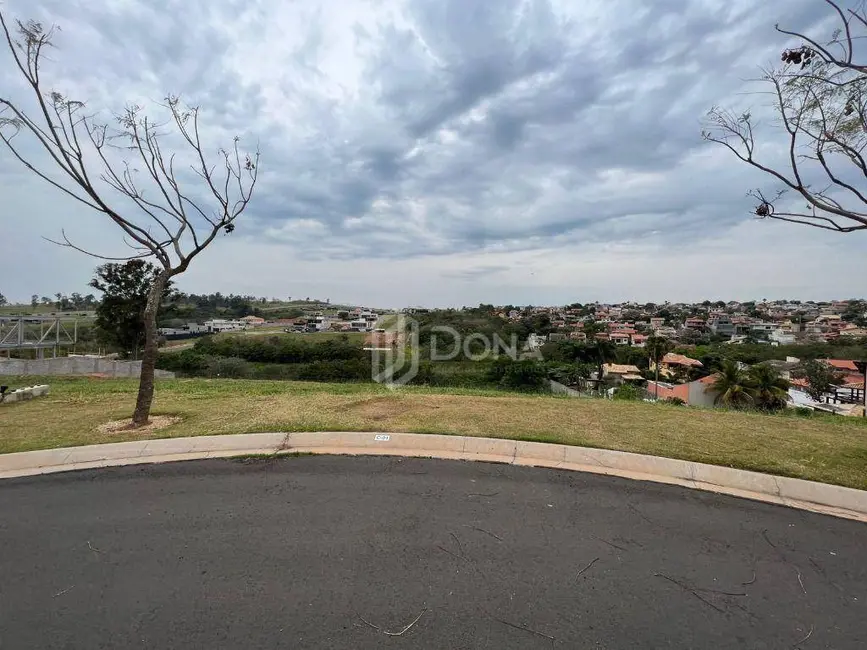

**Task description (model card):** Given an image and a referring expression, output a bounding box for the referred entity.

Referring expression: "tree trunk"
[131,270,169,427]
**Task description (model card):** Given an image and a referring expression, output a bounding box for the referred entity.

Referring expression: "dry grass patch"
[96,416,182,435]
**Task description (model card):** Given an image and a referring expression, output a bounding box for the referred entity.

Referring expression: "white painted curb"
[1,432,865,523]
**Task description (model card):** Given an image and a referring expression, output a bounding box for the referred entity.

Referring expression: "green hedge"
[194,334,366,364]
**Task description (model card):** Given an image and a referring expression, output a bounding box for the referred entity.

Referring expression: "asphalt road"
[1,456,865,649]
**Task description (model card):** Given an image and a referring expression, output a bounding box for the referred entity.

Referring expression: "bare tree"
[0,14,259,426]
[703,0,867,232]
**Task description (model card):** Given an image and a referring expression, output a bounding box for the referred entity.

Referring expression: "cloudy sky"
[1,0,865,307]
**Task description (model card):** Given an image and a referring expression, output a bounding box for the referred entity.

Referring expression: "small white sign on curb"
[374,434,391,442]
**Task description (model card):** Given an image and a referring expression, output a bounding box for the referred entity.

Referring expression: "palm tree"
[710,360,755,409]
[748,364,790,412]
[646,336,674,400]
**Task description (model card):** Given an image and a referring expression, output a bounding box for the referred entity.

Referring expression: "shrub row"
[193,335,366,364]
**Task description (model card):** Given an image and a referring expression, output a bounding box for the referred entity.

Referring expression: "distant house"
[204,319,244,333]
[305,315,333,332]
[763,357,801,380]
[239,315,265,326]
[750,322,776,334]
[602,364,643,385]
[646,375,719,406]
[823,359,864,387]
[709,316,735,337]
[569,331,587,342]
[769,329,796,345]
[661,352,702,370]
[526,333,547,351]
[631,334,648,347]
[654,326,679,339]
[650,352,702,379]
[158,322,207,338]
[824,359,859,372]
[839,324,867,337]
[610,332,631,346]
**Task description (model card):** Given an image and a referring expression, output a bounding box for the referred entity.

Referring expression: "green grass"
[0,305,96,317]
[2,376,867,490]
[212,330,367,343]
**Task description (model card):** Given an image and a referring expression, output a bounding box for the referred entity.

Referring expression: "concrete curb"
[1,432,865,523]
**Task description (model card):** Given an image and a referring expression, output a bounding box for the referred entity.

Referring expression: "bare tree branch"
[703,0,867,233]
[43,229,158,261]
[0,9,260,426]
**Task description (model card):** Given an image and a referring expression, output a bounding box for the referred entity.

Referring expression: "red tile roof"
[824,359,859,372]
[661,353,703,367]
[646,381,689,401]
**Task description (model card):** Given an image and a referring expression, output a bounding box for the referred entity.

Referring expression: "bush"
[246,359,373,382]
[498,360,548,392]
[664,397,686,406]
[406,362,436,386]
[613,383,643,401]
[794,406,813,418]
[418,362,494,388]
[206,357,253,379]
[294,359,371,382]
[546,362,591,386]
[195,334,365,364]
[156,349,211,375]
[486,357,512,382]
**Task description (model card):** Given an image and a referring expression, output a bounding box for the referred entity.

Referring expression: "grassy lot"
[377,313,399,329]
[0,305,96,317]
[2,376,867,489]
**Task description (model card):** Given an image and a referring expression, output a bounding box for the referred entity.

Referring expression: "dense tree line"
[680,340,867,367]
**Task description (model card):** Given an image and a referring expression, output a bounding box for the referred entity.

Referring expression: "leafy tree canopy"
[89,260,173,357]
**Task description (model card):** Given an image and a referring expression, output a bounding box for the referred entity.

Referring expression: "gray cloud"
[2,0,861,305]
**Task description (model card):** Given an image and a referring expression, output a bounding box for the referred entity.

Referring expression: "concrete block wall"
[0,358,174,379]
[0,384,50,403]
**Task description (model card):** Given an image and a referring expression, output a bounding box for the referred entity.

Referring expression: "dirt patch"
[96,416,182,435]
[347,395,450,422]
[349,396,409,421]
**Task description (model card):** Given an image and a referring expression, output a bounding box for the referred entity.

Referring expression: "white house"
[306,315,333,332]
[158,322,208,337]
[769,329,796,345]
[526,333,546,351]
[204,319,245,333]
